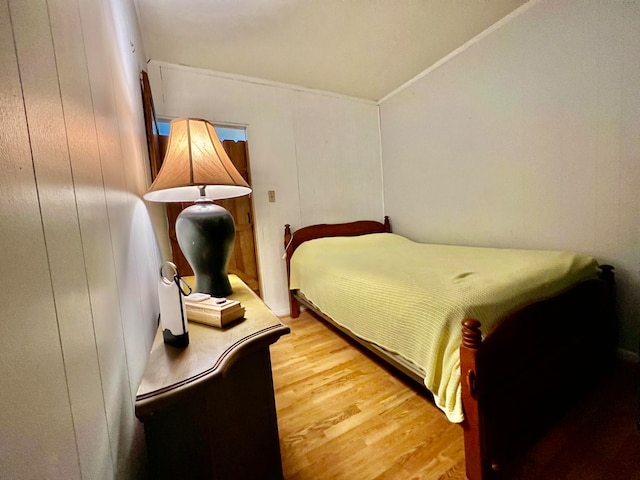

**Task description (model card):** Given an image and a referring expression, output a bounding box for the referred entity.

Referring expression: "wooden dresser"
[135,275,290,480]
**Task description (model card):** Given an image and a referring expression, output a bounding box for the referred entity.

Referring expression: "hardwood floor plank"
[271,311,640,480]
[272,312,465,479]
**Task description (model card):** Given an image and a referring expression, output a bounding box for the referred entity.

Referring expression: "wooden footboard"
[460,265,616,479]
[283,220,616,480]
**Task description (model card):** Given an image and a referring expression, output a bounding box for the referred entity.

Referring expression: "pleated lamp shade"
[144,117,251,202]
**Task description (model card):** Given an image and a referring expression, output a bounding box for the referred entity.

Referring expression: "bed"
[283,217,616,480]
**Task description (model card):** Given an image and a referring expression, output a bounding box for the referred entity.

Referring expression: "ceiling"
[135,0,528,101]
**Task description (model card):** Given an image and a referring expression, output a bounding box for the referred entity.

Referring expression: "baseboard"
[274,308,292,318]
[617,348,640,364]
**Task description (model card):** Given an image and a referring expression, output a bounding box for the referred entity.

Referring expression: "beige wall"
[380,0,640,352]
[147,62,383,315]
[0,0,161,478]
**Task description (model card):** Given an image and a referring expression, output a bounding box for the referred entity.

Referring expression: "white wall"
[0,0,160,478]
[147,62,383,314]
[380,0,640,352]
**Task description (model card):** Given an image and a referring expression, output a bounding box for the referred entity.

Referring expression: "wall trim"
[275,308,291,318]
[377,105,385,218]
[149,60,377,106]
[377,0,540,105]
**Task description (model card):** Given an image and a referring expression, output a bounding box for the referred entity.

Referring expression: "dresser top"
[135,275,289,417]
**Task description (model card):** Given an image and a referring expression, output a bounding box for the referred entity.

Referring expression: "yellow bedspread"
[289,233,599,423]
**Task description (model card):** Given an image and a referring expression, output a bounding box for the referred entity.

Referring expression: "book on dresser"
[184,294,246,328]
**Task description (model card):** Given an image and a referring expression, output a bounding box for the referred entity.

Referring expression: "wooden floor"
[270,310,640,480]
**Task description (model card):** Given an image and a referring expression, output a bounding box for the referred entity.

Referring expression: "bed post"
[284,224,300,318]
[598,264,615,310]
[460,319,489,480]
[598,264,618,364]
[383,216,391,232]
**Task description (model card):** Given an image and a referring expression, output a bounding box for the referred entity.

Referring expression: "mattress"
[289,233,599,422]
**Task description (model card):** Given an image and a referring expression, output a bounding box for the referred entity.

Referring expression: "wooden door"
[160,136,260,296]
[216,141,260,294]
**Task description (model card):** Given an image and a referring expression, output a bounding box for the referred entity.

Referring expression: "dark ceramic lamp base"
[176,199,235,297]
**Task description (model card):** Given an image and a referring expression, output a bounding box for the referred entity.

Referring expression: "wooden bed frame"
[283,217,617,480]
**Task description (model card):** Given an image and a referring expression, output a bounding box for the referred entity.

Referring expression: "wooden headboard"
[284,216,391,261]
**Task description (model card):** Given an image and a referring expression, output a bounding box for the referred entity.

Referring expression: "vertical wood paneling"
[380,1,640,352]
[76,0,142,476]
[2,0,159,477]
[47,0,116,477]
[100,0,156,400]
[0,0,80,478]
[97,2,155,475]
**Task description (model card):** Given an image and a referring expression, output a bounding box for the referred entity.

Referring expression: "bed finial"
[598,264,614,283]
[284,224,292,250]
[462,319,482,349]
[383,216,391,233]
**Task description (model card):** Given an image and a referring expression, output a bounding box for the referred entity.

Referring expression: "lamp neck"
[194,185,213,205]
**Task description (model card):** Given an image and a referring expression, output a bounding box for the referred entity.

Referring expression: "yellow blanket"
[289,233,599,422]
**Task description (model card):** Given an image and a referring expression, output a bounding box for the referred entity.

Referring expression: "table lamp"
[144,117,251,297]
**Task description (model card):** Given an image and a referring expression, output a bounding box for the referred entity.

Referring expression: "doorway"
[158,122,261,296]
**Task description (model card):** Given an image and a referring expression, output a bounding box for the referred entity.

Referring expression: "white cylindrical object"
[158,262,189,348]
